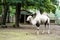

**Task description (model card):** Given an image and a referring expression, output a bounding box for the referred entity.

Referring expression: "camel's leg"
[37,27,39,34]
[47,23,50,34]
[42,23,46,34]
[36,22,40,35]
[47,19,50,34]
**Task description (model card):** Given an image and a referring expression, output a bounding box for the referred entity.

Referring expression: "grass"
[0,29,60,40]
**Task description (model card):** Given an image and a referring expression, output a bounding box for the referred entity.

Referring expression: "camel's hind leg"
[42,19,50,34]
[42,21,47,34]
[47,23,50,34]
[47,19,50,34]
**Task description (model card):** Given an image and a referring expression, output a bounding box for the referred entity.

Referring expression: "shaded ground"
[0,24,60,40]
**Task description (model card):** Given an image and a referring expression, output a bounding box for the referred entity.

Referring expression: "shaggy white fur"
[27,10,50,34]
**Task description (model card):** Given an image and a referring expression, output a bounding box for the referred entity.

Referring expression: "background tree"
[50,0,58,6]
[0,0,58,27]
[0,0,2,15]
[1,0,9,27]
[6,0,22,27]
[21,0,56,13]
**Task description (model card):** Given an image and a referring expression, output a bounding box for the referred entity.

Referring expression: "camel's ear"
[31,15,33,17]
[31,13,36,17]
[30,14,33,17]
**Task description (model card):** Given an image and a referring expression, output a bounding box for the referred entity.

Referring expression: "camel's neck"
[29,17,33,23]
[29,17,36,25]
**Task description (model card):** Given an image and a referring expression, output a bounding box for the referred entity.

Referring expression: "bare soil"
[0,24,60,40]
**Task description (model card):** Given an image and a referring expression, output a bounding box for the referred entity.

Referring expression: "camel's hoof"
[47,30,50,34]
[48,32,50,34]
[37,31,39,35]
[42,31,45,34]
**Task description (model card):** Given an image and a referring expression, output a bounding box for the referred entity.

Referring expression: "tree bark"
[7,5,10,23]
[15,3,21,27]
[1,2,8,27]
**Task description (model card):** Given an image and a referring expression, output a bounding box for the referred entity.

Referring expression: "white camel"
[27,10,50,34]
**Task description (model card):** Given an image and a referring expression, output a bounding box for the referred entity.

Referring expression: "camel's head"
[27,16,32,21]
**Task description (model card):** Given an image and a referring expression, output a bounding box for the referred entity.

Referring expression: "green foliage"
[10,6,15,16]
[4,0,57,14]
[0,0,1,3]
[50,0,58,6]
[6,0,22,3]
[28,0,56,13]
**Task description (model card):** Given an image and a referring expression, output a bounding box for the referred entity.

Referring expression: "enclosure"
[0,0,60,40]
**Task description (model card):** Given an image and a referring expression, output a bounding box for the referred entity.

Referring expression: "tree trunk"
[15,3,21,27]
[7,5,10,23]
[1,4,8,27]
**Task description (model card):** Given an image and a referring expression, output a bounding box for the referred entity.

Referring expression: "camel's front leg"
[37,27,39,34]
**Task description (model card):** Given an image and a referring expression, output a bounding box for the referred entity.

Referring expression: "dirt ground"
[0,24,60,40]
